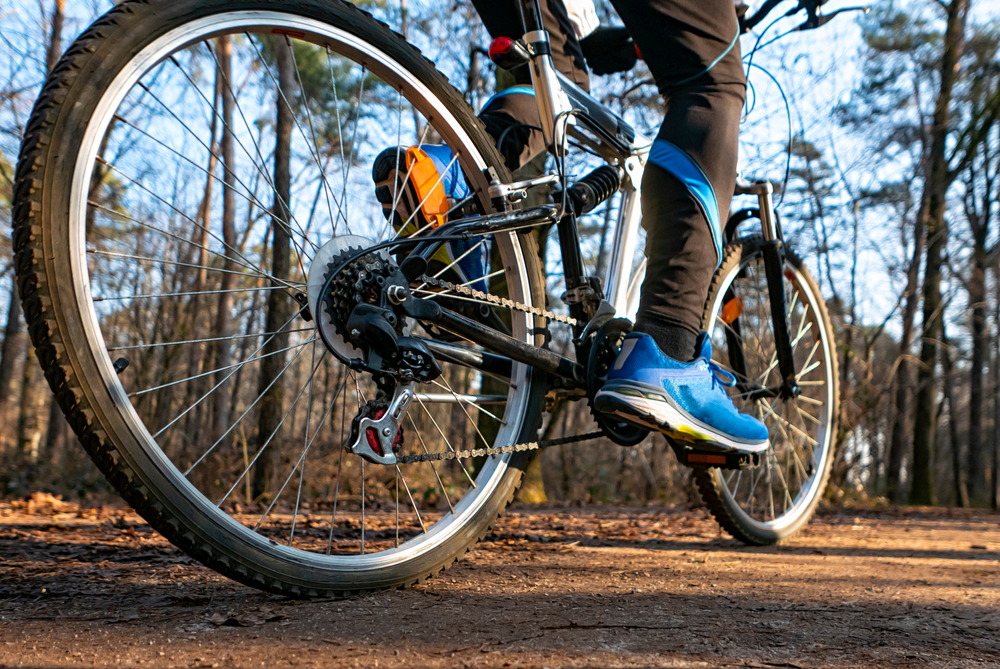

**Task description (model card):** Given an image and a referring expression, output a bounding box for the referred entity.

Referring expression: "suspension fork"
[743,180,799,397]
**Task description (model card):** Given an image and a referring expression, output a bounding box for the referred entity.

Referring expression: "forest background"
[0,0,998,510]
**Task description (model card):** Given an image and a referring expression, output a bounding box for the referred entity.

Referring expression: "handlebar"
[740,0,869,35]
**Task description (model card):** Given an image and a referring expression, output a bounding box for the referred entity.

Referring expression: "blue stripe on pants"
[647,139,723,264]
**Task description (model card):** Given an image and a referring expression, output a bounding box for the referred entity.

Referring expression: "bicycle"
[12,0,849,595]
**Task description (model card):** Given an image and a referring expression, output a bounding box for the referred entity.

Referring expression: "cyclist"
[374,0,769,455]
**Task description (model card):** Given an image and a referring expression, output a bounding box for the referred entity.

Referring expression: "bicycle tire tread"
[13,0,541,597]
[694,238,838,546]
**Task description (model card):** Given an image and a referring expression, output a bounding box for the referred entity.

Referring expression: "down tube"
[605,154,646,317]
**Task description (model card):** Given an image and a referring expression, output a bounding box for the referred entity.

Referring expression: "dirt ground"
[1,499,998,669]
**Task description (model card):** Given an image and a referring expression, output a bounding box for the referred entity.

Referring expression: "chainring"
[587,317,650,446]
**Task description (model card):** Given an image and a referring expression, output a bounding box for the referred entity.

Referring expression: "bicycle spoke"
[253,368,339,531]
[109,328,312,352]
[132,80,315,274]
[238,366,346,514]
[93,157,284,284]
[87,202,300,291]
[404,413,456,514]
[396,465,427,533]
[414,395,477,487]
[95,284,293,302]
[391,151,460,237]
[191,339,323,478]
[150,311,304,431]
[287,37,342,239]
[133,338,312,398]
[339,65,366,228]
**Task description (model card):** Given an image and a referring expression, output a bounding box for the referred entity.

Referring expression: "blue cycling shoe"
[593,332,770,453]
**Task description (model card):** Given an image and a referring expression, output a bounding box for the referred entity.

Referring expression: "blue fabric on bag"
[416,145,488,292]
[420,144,472,201]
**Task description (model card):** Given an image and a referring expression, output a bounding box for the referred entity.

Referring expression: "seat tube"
[525,32,570,149]
[606,156,644,317]
[518,0,570,150]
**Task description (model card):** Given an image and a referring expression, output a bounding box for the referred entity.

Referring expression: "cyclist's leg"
[593,0,767,451]
[611,0,745,361]
[472,0,590,170]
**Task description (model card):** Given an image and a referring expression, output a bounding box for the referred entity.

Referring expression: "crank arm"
[350,383,414,465]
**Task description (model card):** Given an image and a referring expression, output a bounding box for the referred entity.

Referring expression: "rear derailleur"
[348,382,412,465]
[321,247,441,465]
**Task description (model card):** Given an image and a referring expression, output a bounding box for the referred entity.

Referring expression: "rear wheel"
[696,238,838,545]
[14,0,546,595]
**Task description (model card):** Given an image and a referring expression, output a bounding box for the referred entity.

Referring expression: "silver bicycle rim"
[705,250,835,533]
[68,11,535,570]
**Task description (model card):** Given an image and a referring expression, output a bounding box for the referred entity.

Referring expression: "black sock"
[634,319,698,362]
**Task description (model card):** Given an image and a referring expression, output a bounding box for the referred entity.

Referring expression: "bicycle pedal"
[670,443,761,470]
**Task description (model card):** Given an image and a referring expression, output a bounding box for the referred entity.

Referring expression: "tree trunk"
[17,349,48,475]
[43,396,67,468]
[44,0,65,73]
[211,34,239,443]
[1,0,67,456]
[181,68,220,443]
[993,266,1000,510]
[0,284,27,450]
[886,195,927,502]
[252,38,295,501]
[910,0,968,506]
[941,327,969,507]
[966,239,989,504]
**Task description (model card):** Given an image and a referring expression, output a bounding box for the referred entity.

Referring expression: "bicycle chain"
[417,274,578,326]
[389,275,589,463]
[396,430,604,463]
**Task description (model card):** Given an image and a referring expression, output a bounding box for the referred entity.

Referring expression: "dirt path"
[1,502,998,669]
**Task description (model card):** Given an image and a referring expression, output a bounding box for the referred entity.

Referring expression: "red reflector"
[366,408,388,456]
[365,408,401,457]
[489,37,513,61]
[688,453,727,465]
[366,427,383,457]
[635,44,643,60]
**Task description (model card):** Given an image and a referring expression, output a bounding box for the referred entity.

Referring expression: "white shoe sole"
[593,389,769,454]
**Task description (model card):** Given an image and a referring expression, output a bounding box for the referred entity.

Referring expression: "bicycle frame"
[516,0,648,317]
[402,0,790,391]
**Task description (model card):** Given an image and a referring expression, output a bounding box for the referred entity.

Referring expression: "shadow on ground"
[1,503,999,668]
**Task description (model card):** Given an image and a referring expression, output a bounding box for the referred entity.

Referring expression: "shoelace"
[706,359,738,391]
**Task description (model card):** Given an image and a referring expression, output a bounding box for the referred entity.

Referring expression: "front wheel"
[696,238,839,545]
[14,0,548,595]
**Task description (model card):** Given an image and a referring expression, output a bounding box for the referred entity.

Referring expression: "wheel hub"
[307,236,441,386]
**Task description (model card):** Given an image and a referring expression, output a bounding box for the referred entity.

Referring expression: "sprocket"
[324,248,404,342]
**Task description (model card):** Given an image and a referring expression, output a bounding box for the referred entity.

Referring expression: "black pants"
[472,0,746,359]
